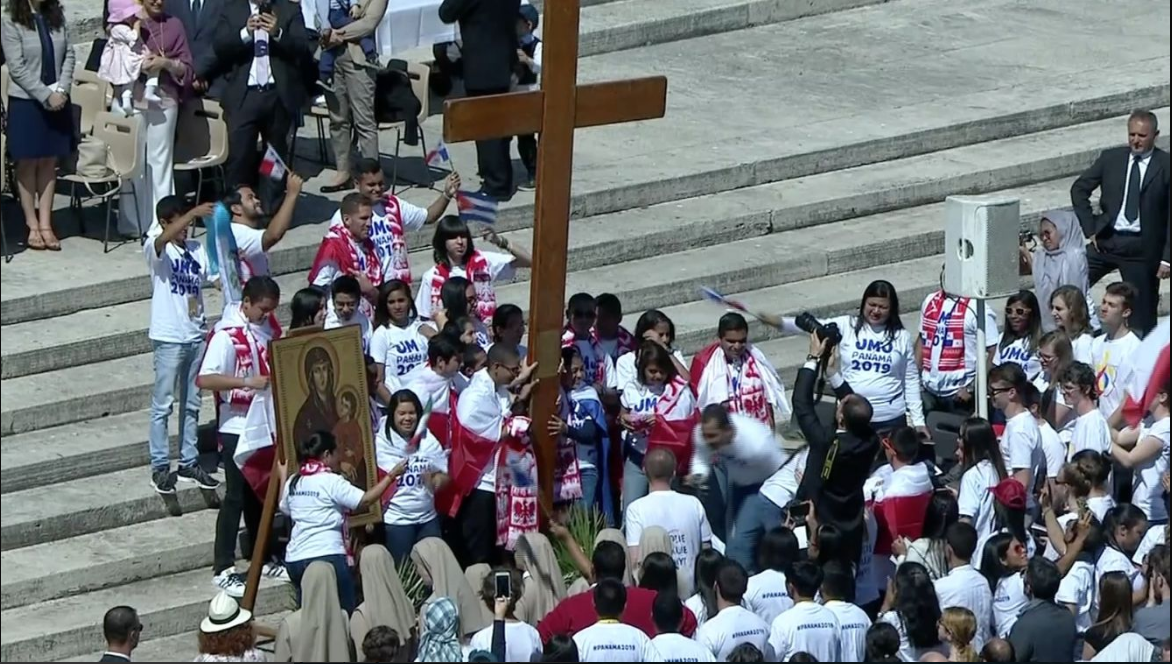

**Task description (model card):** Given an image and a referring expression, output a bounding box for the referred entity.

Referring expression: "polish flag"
[1119,317,1170,426]
[235,390,278,498]
[869,463,935,556]
[258,144,287,180]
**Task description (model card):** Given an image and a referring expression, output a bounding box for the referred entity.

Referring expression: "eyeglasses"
[1005,307,1031,316]
[988,386,1012,396]
[498,363,521,375]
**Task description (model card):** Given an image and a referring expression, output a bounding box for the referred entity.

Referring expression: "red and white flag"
[236,389,278,498]
[1120,317,1170,426]
[258,144,287,180]
[869,463,934,556]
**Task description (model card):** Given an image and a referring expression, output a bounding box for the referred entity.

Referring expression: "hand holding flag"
[457,189,499,226]
[259,143,287,181]
[699,285,784,330]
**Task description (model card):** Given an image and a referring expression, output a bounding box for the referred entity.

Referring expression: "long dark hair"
[491,304,523,344]
[1000,290,1043,352]
[384,389,422,439]
[289,431,337,491]
[854,280,904,341]
[431,215,474,268]
[1103,504,1148,556]
[891,562,943,650]
[637,552,679,595]
[978,533,1014,592]
[374,279,417,329]
[440,276,473,320]
[636,341,678,386]
[959,417,1008,479]
[633,309,676,346]
[693,549,724,621]
[290,286,326,330]
[1092,571,1134,643]
[993,499,1029,551]
[7,0,65,30]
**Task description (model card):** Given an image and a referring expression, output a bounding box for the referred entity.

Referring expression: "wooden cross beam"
[442,0,667,516]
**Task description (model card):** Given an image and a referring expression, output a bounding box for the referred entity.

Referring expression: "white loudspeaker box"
[943,195,1021,299]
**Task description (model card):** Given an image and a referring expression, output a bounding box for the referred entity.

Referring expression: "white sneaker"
[213,568,246,598]
[262,562,290,583]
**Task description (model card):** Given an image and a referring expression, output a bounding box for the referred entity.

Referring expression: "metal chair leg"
[390,127,402,195]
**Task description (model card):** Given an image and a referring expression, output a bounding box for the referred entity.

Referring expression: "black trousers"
[214,433,266,574]
[466,85,512,197]
[225,86,292,208]
[516,134,537,176]
[454,488,498,568]
[1086,232,1161,336]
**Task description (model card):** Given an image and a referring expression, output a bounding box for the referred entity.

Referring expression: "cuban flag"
[457,189,498,226]
[258,143,287,180]
[425,140,451,169]
[1119,317,1171,426]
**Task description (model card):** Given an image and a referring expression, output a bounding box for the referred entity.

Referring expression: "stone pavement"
[1,0,1169,659]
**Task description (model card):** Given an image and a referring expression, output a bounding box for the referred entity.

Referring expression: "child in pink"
[99,0,161,110]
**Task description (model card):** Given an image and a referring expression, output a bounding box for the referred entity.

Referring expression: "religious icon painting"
[269,325,382,526]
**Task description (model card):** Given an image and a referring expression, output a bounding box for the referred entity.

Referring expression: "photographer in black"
[792,329,880,567]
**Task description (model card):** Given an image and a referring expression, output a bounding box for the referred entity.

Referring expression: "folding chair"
[173,97,229,203]
[926,410,966,467]
[70,70,112,136]
[60,112,144,253]
[384,61,435,194]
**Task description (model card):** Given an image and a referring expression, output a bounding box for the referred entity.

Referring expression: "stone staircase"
[2,0,1170,659]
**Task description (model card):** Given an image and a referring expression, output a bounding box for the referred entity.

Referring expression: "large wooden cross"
[443,0,667,515]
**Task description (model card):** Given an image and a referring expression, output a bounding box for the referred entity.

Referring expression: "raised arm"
[262,173,303,251]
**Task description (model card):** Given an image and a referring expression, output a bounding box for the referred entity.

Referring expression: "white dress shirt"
[934,564,993,650]
[1114,152,1150,233]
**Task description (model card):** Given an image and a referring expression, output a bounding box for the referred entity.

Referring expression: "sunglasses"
[988,386,1012,396]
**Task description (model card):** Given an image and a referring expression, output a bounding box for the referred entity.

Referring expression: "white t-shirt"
[1133,524,1164,566]
[644,633,716,662]
[767,601,839,662]
[568,338,619,392]
[1039,420,1066,479]
[1091,331,1141,418]
[280,471,364,563]
[145,236,209,343]
[370,320,431,394]
[697,605,773,661]
[934,564,993,651]
[1055,559,1095,634]
[324,303,373,354]
[1132,417,1170,522]
[625,491,711,597]
[326,197,428,282]
[616,349,685,393]
[1070,409,1112,459]
[991,572,1028,638]
[919,293,1000,398]
[744,569,793,626]
[222,224,269,311]
[992,334,1043,383]
[572,621,651,662]
[198,327,260,434]
[1071,333,1094,365]
[414,251,516,320]
[619,381,665,455]
[824,600,870,663]
[958,460,1002,542]
[999,411,1044,506]
[469,621,541,663]
[829,316,924,425]
[1096,546,1144,599]
[684,594,710,628]
[375,423,448,525]
[879,610,947,663]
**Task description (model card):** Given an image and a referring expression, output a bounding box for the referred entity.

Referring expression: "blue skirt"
[5,95,75,160]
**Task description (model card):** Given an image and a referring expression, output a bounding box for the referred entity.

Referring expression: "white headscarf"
[1032,210,1089,332]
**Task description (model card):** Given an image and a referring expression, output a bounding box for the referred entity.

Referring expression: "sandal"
[26,228,47,250]
[41,229,62,251]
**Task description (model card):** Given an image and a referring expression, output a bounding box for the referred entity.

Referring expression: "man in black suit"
[214,0,310,197]
[98,606,139,662]
[1071,109,1170,335]
[793,332,879,567]
[165,0,226,98]
[439,0,521,200]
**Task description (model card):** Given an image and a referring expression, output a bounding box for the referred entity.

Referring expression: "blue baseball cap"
[518,4,539,29]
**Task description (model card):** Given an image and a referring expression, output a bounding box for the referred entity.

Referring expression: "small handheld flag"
[425,140,451,169]
[259,143,287,181]
[699,286,748,312]
[457,189,498,226]
[407,397,435,449]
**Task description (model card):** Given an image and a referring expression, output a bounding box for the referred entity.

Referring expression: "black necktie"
[1124,156,1141,222]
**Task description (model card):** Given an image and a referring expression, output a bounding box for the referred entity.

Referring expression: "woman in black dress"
[1,0,75,251]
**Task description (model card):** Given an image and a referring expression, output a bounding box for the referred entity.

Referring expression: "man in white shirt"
[768,560,840,662]
[1060,361,1113,458]
[820,561,870,662]
[934,522,993,652]
[1091,282,1143,418]
[625,448,712,596]
[573,580,652,662]
[690,404,792,572]
[145,197,219,496]
[988,363,1044,501]
[696,560,774,661]
[215,174,301,313]
[644,591,715,662]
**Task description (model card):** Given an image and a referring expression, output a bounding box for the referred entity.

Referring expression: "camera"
[1019,230,1036,249]
[793,312,842,349]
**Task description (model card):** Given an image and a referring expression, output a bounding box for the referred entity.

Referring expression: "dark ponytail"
[289,431,338,492]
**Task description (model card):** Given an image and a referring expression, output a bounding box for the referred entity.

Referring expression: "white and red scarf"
[309,225,382,317]
[446,370,538,550]
[867,462,935,556]
[921,291,970,376]
[690,341,790,427]
[327,195,412,285]
[647,376,699,477]
[553,387,584,503]
[430,251,496,322]
[215,305,274,407]
[561,326,616,386]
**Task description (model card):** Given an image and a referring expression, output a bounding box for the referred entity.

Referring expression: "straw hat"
[199,591,253,634]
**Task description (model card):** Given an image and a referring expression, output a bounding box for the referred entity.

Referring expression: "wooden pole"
[526,0,581,521]
[240,443,283,612]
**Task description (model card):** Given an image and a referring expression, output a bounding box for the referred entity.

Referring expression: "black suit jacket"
[793,366,879,565]
[213,0,311,113]
[1071,145,1171,264]
[439,0,520,91]
[165,0,227,97]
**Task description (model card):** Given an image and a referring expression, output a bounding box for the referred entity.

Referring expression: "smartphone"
[793,525,810,551]
[788,502,810,519]
[494,571,511,599]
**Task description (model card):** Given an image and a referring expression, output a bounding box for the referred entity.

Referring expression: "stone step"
[0,464,223,552]
[5,0,1168,324]
[58,619,289,663]
[6,107,1166,380]
[0,567,294,663]
[1,511,220,610]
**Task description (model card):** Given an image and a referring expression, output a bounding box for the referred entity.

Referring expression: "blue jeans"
[622,458,648,515]
[286,553,356,614]
[149,340,205,472]
[724,485,784,574]
[385,517,441,566]
[576,466,599,513]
